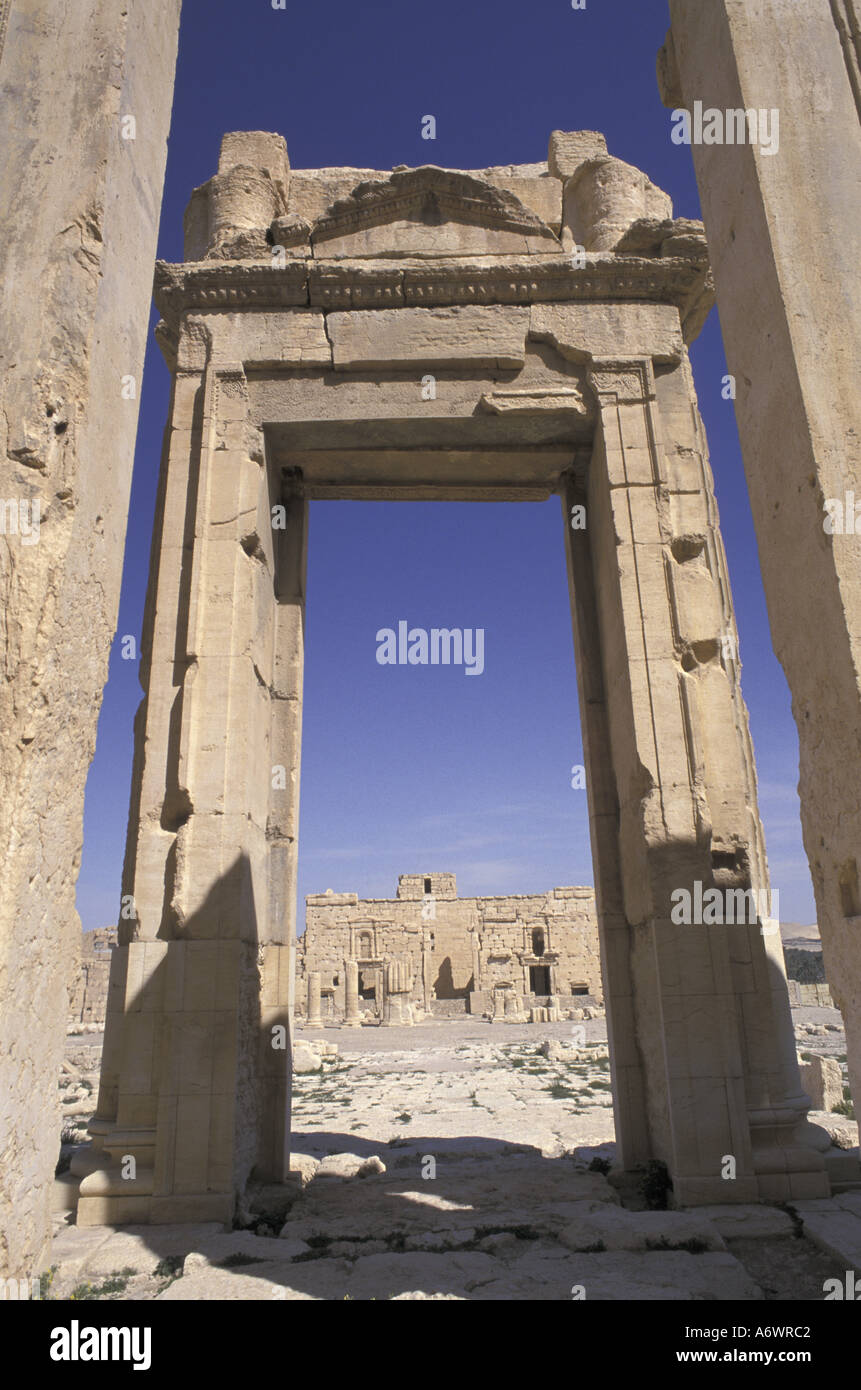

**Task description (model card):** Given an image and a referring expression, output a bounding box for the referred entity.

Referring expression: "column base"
[76,1160,235,1226]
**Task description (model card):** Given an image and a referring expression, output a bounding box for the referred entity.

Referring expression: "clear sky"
[75,0,817,933]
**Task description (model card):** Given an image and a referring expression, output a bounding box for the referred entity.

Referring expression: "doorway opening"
[529,965,552,995]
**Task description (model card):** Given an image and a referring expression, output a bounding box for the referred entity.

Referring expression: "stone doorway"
[76,131,829,1228]
[529,965,552,995]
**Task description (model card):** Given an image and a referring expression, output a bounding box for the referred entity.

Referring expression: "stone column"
[306,972,323,1028]
[382,961,414,1026]
[344,960,361,1026]
[661,0,861,1135]
[81,315,302,1224]
[0,0,182,1275]
[563,351,826,1204]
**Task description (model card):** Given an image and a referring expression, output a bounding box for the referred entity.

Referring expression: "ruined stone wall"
[298,876,602,1020]
[0,0,181,1278]
[67,929,117,1033]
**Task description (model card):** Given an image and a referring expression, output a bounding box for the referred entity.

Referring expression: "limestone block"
[558,1200,726,1252]
[82,1224,227,1278]
[799,1054,844,1111]
[289,1153,320,1185]
[530,303,684,366]
[479,173,562,232]
[812,1114,857,1149]
[693,1205,795,1240]
[795,1205,861,1270]
[48,1226,114,1281]
[314,1153,387,1180]
[288,168,389,227]
[203,309,332,368]
[548,130,609,180]
[326,306,530,371]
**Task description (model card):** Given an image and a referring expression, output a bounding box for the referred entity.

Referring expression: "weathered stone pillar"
[343,960,361,1026]
[0,0,182,1274]
[563,351,827,1203]
[306,972,323,1029]
[382,961,414,1026]
[660,0,861,1136]
[80,310,303,1224]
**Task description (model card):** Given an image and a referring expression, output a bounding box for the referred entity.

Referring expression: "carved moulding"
[153,253,712,335]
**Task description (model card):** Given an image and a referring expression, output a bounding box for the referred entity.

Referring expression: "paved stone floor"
[48,1013,859,1301]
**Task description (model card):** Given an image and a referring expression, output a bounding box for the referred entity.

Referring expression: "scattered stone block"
[293,1045,323,1074]
[314,1153,387,1180]
[799,1054,845,1110]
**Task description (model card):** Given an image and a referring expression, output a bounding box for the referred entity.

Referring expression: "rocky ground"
[47,1009,859,1301]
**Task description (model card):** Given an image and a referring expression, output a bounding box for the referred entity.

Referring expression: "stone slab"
[558,1200,726,1252]
[327,305,530,370]
[694,1204,796,1241]
[794,1203,861,1268]
[81,1223,227,1278]
[532,301,684,364]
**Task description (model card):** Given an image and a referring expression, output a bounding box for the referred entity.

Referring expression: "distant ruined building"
[297,874,603,1024]
[67,929,115,1033]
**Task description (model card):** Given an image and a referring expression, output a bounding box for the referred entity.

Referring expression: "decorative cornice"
[154,252,711,332]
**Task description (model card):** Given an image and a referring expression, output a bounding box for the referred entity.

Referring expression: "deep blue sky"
[76,0,816,932]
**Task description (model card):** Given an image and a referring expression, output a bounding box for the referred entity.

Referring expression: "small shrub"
[545,1080,576,1099]
[587,1156,612,1175]
[71,1267,137,1300]
[641,1160,673,1211]
[832,1091,856,1119]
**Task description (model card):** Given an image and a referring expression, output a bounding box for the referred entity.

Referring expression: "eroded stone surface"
[0,0,182,1279]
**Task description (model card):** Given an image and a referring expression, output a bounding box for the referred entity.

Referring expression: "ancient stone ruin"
[297,873,603,1024]
[2,0,860,1294]
[67,929,116,1034]
[68,126,829,1229]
